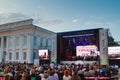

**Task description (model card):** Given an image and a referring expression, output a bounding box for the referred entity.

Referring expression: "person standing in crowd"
[20,71,28,80]
[57,68,64,80]
[65,49,70,60]
[42,70,49,80]
[89,66,95,76]
[83,67,91,77]
[63,69,71,80]
[47,70,58,80]
[71,70,81,80]
[14,71,21,80]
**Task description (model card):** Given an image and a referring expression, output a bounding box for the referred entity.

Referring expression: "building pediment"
[0,19,33,30]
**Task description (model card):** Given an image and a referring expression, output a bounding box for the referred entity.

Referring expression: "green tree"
[108,36,119,46]
[108,29,119,46]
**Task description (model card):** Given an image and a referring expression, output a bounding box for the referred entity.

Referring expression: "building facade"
[0,19,57,63]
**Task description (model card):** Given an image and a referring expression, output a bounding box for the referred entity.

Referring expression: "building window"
[34,36,37,46]
[15,36,20,47]
[0,38,1,48]
[9,37,13,47]
[46,39,48,47]
[23,35,27,46]
[16,52,19,60]
[4,36,7,48]
[33,52,37,59]
[48,39,51,47]
[9,53,12,60]
[40,38,43,46]
[43,38,46,47]
[23,52,27,60]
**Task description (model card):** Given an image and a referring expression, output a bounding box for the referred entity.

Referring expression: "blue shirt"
[47,75,58,80]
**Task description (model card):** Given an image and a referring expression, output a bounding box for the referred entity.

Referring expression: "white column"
[12,36,15,61]
[19,34,23,63]
[27,33,34,63]
[5,36,9,62]
[0,36,4,62]
[0,37,2,62]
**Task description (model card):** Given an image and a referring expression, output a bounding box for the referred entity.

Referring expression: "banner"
[99,29,109,65]
[76,45,98,56]
[108,47,120,59]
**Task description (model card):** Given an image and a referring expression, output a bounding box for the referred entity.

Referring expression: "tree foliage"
[108,36,119,46]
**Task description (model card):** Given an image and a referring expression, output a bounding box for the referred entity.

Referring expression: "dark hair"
[50,71,54,76]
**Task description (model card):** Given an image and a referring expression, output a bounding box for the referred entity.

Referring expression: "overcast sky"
[0,0,120,41]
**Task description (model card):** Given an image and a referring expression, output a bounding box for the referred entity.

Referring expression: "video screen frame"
[57,28,101,62]
[39,49,49,60]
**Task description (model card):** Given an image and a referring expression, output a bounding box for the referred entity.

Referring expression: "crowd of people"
[0,62,119,80]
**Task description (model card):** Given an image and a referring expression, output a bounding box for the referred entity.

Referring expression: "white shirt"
[63,75,71,80]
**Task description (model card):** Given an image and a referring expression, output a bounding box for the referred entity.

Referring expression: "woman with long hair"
[71,70,81,80]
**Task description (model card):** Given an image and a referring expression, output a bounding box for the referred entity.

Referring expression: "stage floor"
[60,60,96,65]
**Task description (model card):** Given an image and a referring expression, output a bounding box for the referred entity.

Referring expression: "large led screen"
[39,50,49,60]
[108,47,120,59]
[57,28,100,62]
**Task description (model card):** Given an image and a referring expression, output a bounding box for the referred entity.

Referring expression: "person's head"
[30,68,35,75]
[3,69,8,74]
[44,70,49,78]
[73,70,78,76]
[64,69,69,77]
[21,71,28,79]
[71,70,81,80]
[50,70,54,76]
[14,71,20,79]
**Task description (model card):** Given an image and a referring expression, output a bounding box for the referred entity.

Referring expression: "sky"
[0,0,120,41]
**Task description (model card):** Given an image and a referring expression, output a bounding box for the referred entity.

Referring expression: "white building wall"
[0,19,56,63]
[0,33,57,63]
[32,33,57,64]
[34,36,40,59]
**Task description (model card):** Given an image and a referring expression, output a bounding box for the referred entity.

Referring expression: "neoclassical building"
[0,19,57,63]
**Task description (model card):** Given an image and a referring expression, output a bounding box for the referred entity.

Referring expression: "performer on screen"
[65,49,70,60]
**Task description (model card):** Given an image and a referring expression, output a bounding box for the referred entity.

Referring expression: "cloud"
[33,18,63,26]
[0,13,63,27]
[72,16,113,28]
[89,16,105,20]
[83,21,112,27]
[40,19,63,26]
[72,19,79,23]
[37,6,42,9]
[0,13,30,24]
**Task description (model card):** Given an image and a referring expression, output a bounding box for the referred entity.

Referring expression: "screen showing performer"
[39,50,49,60]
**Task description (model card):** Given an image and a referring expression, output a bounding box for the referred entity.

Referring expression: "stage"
[60,60,96,65]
